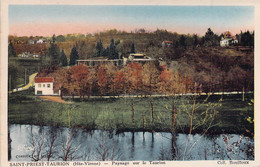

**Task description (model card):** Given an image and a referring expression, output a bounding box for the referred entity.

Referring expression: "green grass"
[8,89,254,135]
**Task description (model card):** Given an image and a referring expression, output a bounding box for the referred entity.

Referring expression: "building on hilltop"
[123,53,156,65]
[162,41,173,48]
[220,31,238,47]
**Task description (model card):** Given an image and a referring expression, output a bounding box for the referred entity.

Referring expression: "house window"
[38,84,41,88]
[47,84,50,88]
[37,90,42,95]
[43,84,45,87]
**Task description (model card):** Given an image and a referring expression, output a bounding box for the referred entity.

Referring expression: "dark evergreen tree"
[193,34,198,48]
[130,43,135,53]
[60,49,68,66]
[8,60,18,90]
[205,28,214,38]
[179,35,186,49]
[42,35,60,67]
[174,41,179,49]
[101,47,109,57]
[108,38,118,59]
[8,41,17,57]
[240,30,254,47]
[204,28,219,46]
[48,44,60,66]
[250,31,254,47]
[69,46,79,66]
[96,40,103,57]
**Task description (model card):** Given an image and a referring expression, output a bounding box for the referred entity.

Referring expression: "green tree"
[8,41,17,57]
[179,35,186,49]
[108,38,119,59]
[8,60,18,90]
[193,34,198,48]
[56,35,66,42]
[42,35,60,67]
[108,38,115,59]
[204,28,219,46]
[130,43,135,53]
[241,30,254,47]
[69,46,79,66]
[96,40,103,57]
[60,49,68,66]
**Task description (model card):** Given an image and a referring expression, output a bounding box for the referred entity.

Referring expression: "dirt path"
[9,72,38,93]
[39,96,71,104]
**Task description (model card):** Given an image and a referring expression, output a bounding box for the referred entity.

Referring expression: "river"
[8,124,254,161]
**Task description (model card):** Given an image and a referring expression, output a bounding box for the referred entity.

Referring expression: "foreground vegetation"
[8,88,254,135]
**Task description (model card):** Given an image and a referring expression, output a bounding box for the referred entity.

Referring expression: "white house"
[36,39,44,44]
[220,37,238,47]
[220,31,238,47]
[32,54,40,58]
[34,77,54,95]
[220,38,231,47]
[123,53,155,65]
[162,41,173,47]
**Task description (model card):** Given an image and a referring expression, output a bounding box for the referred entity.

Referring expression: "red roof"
[35,77,54,83]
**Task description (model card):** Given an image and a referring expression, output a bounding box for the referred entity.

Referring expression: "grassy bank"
[8,88,254,135]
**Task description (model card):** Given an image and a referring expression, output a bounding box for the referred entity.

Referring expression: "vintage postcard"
[1,0,259,167]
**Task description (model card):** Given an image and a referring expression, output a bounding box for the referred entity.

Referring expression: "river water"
[9,124,254,161]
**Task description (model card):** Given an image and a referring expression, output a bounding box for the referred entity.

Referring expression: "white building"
[36,39,44,44]
[220,37,238,47]
[123,53,155,65]
[220,38,231,47]
[34,77,54,95]
[162,41,173,47]
[220,31,238,47]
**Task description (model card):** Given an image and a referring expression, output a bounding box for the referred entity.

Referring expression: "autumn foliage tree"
[71,65,89,98]
[41,62,192,97]
[125,63,143,95]
[113,70,126,96]
[97,66,108,96]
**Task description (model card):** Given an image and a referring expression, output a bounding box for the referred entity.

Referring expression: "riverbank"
[8,88,254,135]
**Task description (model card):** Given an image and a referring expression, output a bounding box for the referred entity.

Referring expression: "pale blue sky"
[9,5,254,36]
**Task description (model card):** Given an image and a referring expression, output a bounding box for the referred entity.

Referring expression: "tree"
[142,63,160,95]
[179,35,186,49]
[104,64,117,95]
[130,43,135,53]
[69,46,79,66]
[8,60,18,90]
[77,40,95,59]
[113,70,126,96]
[60,50,68,66]
[204,28,219,46]
[240,30,254,47]
[71,64,89,98]
[85,68,97,97]
[108,38,118,59]
[193,34,198,48]
[8,41,17,57]
[96,40,104,57]
[56,35,66,42]
[97,66,108,96]
[43,35,61,67]
[125,63,143,94]
[50,67,70,98]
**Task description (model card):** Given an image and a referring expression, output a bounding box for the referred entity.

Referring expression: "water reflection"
[9,124,254,161]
